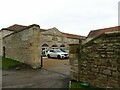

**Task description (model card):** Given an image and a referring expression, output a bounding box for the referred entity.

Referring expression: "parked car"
[60,49,69,53]
[47,49,69,59]
[42,49,48,57]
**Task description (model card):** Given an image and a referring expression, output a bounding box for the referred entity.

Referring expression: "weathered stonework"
[69,44,80,81]
[41,27,69,50]
[69,32,120,89]
[0,30,14,56]
[3,25,41,68]
[1,24,85,68]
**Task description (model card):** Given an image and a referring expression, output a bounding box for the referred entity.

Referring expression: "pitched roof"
[1,24,40,32]
[63,32,86,40]
[40,27,86,40]
[2,24,86,40]
[2,24,40,38]
[87,26,120,39]
[40,29,47,32]
[6,24,27,31]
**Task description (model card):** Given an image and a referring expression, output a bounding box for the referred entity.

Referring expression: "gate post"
[69,44,80,82]
[41,56,43,68]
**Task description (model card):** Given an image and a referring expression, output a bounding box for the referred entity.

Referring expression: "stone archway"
[60,44,65,47]
[52,44,58,49]
[60,44,65,50]
[42,44,49,56]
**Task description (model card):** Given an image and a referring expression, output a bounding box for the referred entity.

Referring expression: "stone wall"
[3,25,41,68]
[41,28,68,49]
[0,30,13,56]
[69,44,80,81]
[0,39,2,56]
[69,32,120,89]
[67,38,80,45]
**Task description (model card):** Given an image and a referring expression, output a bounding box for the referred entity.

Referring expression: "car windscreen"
[60,49,69,52]
[54,49,63,52]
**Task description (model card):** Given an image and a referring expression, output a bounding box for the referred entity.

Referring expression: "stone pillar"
[69,44,80,81]
[30,26,41,68]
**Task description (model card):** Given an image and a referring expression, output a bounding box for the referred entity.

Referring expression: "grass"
[0,62,1,69]
[0,57,31,70]
[70,81,106,90]
[70,81,82,88]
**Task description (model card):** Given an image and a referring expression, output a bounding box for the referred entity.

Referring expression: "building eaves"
[7,24,27,31]
[87,26,120,39]
[3,24,40,39]
[40,29,47,32]
[63,32,86,40]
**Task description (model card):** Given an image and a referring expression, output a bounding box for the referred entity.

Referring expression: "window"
[52,45,58,47]
[42,44,49,47]
[60,44,65,47]
[50,50,55,52]
[52,36,58,41]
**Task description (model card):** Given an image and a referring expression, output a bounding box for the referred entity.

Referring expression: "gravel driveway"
[2,58,70,88]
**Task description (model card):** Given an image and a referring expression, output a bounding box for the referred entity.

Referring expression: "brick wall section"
[69,32,120,89]
[3,26,41,68]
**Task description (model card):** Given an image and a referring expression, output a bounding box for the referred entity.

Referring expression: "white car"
[47,49,69,59]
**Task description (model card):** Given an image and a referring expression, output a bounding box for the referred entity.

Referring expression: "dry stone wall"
[69,32,120,89]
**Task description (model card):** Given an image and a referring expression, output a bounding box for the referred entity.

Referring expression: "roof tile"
[87,26,120,38]
[63,32,86,39]
[7,24,27,31]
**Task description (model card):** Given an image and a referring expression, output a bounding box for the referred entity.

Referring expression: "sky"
[0,0,119,36]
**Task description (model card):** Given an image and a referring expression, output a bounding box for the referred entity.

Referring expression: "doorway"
[3,46,5,58]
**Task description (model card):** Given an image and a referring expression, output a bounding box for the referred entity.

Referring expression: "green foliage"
[70,81,106,90]
[70,81,81,88]
[0,57,2,69]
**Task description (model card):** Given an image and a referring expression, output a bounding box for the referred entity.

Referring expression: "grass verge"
[70,81,106,90]
[1,57,32,70]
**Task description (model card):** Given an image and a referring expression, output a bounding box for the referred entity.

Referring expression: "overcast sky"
[0,0,119,36]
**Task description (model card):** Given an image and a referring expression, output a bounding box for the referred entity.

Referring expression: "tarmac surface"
[2,58,70,88]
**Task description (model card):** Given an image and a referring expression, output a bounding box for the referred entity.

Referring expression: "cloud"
[0,0,119,36]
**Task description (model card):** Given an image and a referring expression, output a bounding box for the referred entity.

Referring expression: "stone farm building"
[0,24,85,68]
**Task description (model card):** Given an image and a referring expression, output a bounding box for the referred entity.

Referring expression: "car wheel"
[57,55,61,59]
[47,54,50,58]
